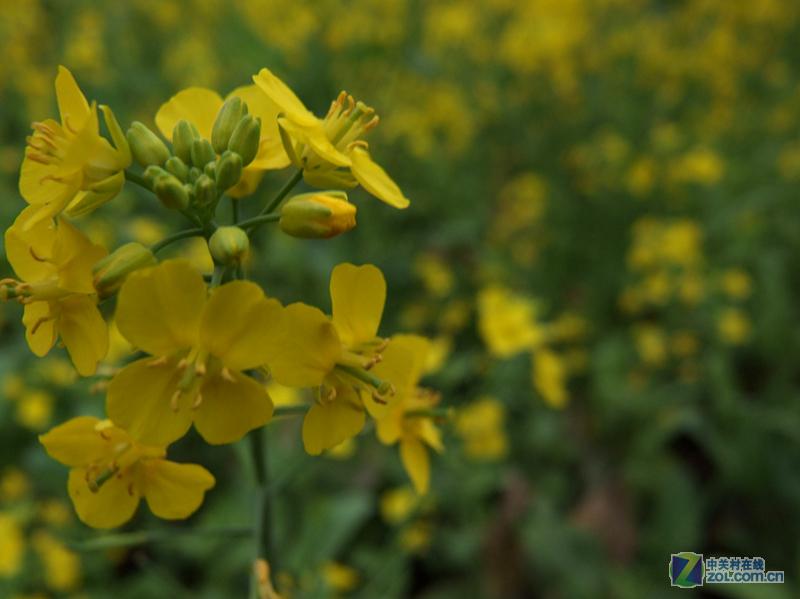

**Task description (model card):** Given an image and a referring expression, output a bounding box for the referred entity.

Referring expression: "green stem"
[150,228,205,253]
[273,405,310,418]
[69,527,251,551]
[210,265,226,288]
[249,427,275,576]
[240,213,280,232]
[231,196,240,224]
[259,169,303,216]
[124,169,151,191]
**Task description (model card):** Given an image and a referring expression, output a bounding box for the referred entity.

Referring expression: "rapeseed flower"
[40,416,215,528]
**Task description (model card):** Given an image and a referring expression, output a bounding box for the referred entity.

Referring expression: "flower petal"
[68,467,140,529]
[302,389,366,455]
[375,405,403,445]
[58,296,108,376]
[115,260,206,356]
[18,151,79,208]
[278,118,351,167]
[155,87,223,141]
[23,301,57,357]
[141,460,215,520]
[193,371,273,445]
[227,167,266,198]
[39,416,126,467]
[330,263,385,347]
[199,281,283,371]
[267,303,342,387]
[107,358,193,446]
[4,206,58,283]
[365,335,429,419]
[350,147,410,209]
[55,66,91,131]
[53,218,107,294]
[400,436,430,495]
[252,68,318,127]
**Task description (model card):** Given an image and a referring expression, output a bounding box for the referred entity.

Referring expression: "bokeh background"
[1,0,800,597]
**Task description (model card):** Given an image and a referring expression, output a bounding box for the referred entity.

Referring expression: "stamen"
[191,393,203,409]
[147,356,169,367]
[170,390,182,412]
[194,362,207,377]
[221,367,236,382]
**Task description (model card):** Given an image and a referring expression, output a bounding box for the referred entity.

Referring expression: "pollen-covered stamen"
[221,367,236,382]
[170,389,182,412]
[334,364,395,401]
[324,92,379,149]
[86,465,118,493]
[147,356,169,368]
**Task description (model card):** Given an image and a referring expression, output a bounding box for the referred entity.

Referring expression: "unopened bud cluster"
[126,98,261,224]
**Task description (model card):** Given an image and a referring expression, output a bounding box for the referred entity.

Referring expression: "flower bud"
[204,161,217,180]
[165,156,190,181]
[154,174,190,210]
[143,165,170,187]
[172,120,200,164]
[209,226,250,265]
[191,139,216,169]
[126,122,170,167]
[228,115,261,166]
[188,166,202,183]
[279,191,357,239]
[193,174,216,209]
[211,97,248,154]
[93,242,157,298]
[215,151,243,191]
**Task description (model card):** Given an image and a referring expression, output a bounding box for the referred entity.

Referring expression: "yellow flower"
[532,349,568,408]
[374,335,443,495]
[322,561,359,593]
[16,389,53,431]
[718,308,751,345]
[455,397,508,461]
[0,468,30,502]
[478,286,545,357]
[0,513,24,577]
[154,84,289,197]
[253,68,410,209]
[39,416,215,529]
[107,259,282,446]
[31,531,81,592]
[380,486,419,525]
[268,263,396,455]
[720,268,752,299]
[2,208,108,376]
[19,66,130,228]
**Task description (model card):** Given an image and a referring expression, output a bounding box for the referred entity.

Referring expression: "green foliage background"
[1,1,799,597]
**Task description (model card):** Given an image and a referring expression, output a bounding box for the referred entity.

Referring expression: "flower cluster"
[1,66,444,530]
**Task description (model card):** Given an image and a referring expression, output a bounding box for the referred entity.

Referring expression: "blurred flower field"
[1,0,800,597]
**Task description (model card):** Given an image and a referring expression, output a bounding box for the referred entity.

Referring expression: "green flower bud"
[143,165,170,187]
[154,174,190,210]
[204,161,217,180]
[215,151,243,191]
[194,174,216,208]
[126,121,170,167]
[211,97,248,154]
[279,191,357,239]
[173,120,200,164]
[188,166,202,183]
[228,115,261,166]
[165,156,190,181]
[191,139,216,169]
[92,242,157,298]
[209,226,250,266]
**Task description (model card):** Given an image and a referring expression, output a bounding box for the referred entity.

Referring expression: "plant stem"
[70,526,251,551]
[150,228,205,253]
[259,169,303,216]
[231,196,240,224]
[210,264,226,288]
[240,213,280,232]
[249,427,275,576]
[124,169,151,191]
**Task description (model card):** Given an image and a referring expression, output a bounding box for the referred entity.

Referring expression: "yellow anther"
[170,390,182,412]
[221,367,236,382]
[192,393,204,410]
[147,356,169,367]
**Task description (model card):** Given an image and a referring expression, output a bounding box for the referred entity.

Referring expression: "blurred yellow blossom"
[0,468,30,502]
[32,531,81,592]
[455,397,508,460]
[380,486,419,525]
[478,286,545,357]
[322,561,359,593]
[718,308,751,345]
[16,389,54,431]
[0,513,24,577]
[532,349,568,408]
